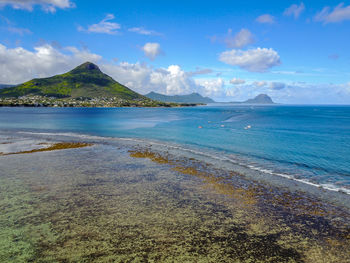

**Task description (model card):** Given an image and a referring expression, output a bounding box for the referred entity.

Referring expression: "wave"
[17,131,350,195]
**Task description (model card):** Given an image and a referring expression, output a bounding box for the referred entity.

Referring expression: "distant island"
[145,91,215,104]
[229,94,275,104]
[0,62,197,108]
[0,84,15,89]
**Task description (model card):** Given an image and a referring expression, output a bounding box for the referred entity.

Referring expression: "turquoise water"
[1,105,349,193]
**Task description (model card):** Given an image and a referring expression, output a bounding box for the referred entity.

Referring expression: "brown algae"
[0,142,93,156]
[129,148,350,262]
[0,144,349,262]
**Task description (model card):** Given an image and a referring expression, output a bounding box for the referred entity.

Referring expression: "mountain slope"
[243,94,274,104]
[228,94,275,104]
[0,84,15,89]
[0,62,144,100]
[145,92,215,104]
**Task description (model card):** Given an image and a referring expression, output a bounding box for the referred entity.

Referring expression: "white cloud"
[219,48,281,72]
[0,43,204,96]
[103,63,209,96]
[315,3,350,23]
[284,3,305,19]
[195,78,225,97]
[78,14,121,34]
[2,43,349,103]
[256,14,275,24]
[150,65,197,95]
[230,78,245,85]
[0,43,101,84]
[0,0,74,12]
[225,28,254,48]
[142,42,162,60]
[128,27,161,36]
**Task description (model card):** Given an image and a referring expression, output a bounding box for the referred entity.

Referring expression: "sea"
[1,104,349,195]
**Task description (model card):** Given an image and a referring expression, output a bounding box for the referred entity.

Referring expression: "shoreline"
[5,130,350,208]
[1,131,350,262]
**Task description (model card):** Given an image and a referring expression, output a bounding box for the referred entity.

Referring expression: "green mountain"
[0,62,144,100]
[145,91,215,104]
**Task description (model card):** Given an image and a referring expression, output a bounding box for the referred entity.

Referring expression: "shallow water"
[0,105,349,194]
[1,106,350,262]
[0,137,349,262]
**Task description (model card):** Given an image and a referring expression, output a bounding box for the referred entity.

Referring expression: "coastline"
[9,130,350,207]
[1,130,349,262]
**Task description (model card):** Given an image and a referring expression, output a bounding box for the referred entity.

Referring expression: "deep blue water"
[1,105,349,193]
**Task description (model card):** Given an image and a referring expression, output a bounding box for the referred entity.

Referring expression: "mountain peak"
[244,94,274,104]
[0,62,144,100]
[70,62,101,74]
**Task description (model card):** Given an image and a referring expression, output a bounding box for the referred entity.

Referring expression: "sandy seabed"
[0,133,349,263]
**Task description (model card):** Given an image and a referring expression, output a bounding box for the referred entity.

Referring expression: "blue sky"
[0,0,350,103]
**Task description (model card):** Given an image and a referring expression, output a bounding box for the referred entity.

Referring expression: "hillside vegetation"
[0,62,144,100]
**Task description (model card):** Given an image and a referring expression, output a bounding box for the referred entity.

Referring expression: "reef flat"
[0,133,349,262]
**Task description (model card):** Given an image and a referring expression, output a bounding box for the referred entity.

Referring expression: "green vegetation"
[0,62,143,100]
[0,62,200,107]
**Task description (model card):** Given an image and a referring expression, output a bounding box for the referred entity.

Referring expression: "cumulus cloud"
[0,42,213,97]
[195,78,225,97]
[0,0,74,12]
[103,63,220,96]
[0,43,101,84]
[230,78,245,85]
[256,14,275,24]
[128,27,161,36]
[78,14,121,34]
[225,28,254,48]
[142,42,162,60]
[219,48,281,72]
[284,3,305,19]
[315,3,350,23]
[3,43,348,103]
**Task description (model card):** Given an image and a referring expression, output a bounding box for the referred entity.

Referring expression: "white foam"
[15,131,350,195]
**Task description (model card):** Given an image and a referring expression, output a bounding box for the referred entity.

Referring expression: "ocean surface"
[1,105,349,194]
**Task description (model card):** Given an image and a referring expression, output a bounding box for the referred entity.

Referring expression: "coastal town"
[0,95,196,107]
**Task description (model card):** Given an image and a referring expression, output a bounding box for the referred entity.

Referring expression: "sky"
[0,0,350,104]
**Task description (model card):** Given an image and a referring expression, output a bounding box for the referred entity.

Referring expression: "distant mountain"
[0,62,144,100]
[243,94,274,104]
[229,94,275,104]
[146,91,215,104]
[0,84,15,89]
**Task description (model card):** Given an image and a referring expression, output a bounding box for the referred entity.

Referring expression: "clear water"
[1,105,349,193]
